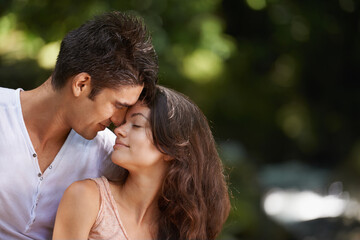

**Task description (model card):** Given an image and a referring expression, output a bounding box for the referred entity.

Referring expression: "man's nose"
[110,108,127,127]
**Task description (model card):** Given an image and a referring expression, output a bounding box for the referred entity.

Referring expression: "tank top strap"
[90,176,130,239]
[90,176,113,229]
[91,176,112,200]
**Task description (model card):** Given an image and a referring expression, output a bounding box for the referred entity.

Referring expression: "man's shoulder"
[94,128,116,146]
[71,128,115,144]
[70,128,115,154]
[0,87,18,105]
[0,87,16,96]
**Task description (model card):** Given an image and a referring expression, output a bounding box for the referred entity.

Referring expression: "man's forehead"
[113,84,144,104]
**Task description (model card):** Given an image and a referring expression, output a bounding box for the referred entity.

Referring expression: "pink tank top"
[88,176,129,240]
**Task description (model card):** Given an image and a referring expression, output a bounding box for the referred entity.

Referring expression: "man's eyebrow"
[131,112,149,120]
[115,101,131,108]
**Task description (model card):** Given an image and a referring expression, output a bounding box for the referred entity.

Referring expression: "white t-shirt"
[0,87,117,239]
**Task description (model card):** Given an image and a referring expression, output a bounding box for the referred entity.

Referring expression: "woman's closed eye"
[130,113,149,129]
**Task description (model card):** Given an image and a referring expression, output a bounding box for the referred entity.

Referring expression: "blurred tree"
[1,0,359,239]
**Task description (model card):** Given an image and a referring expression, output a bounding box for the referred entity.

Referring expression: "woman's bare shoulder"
[53,179,101,239]
[60,179,101,215]
[65,179,99,199]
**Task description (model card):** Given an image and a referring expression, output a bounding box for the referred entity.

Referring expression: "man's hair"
[51,11,158,100]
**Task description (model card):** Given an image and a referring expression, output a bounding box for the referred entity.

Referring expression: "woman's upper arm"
[53,179,100,240]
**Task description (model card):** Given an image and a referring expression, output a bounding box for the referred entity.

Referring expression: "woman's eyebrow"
[130,112,149,120]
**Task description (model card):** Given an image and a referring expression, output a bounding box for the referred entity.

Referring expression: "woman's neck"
[117,172,163,225]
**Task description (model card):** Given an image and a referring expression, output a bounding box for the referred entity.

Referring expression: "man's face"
[70,85,144,140]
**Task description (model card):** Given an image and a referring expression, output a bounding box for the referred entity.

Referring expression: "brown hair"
[147,86,230,239]
[52,11,158,100]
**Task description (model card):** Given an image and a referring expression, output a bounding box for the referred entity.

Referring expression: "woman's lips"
[114,140,129,149]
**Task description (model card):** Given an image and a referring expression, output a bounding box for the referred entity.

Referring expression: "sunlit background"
[1,0,359,239]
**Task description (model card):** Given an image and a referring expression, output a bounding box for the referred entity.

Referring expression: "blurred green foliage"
[1,0,359,239]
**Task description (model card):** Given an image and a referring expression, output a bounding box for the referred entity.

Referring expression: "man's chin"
[77,130,98,140]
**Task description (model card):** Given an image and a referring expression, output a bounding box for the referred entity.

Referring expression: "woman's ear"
[72,72,91,97]
[163,154,174,162]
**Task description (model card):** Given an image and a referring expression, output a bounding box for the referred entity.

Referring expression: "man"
[0,11,158,239]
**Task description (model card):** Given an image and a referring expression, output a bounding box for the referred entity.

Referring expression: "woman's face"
[111,101,166,172]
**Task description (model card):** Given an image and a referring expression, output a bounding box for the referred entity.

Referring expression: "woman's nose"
[114,122,127,137]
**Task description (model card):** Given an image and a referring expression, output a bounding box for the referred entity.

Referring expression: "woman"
[53,86,230,239]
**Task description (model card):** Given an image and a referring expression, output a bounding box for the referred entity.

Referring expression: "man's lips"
[99,123,108,131]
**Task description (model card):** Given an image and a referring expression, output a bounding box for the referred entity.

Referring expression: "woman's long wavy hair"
[147,86,230,240]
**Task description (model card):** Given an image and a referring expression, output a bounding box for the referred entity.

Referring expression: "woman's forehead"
[127,101,150,117]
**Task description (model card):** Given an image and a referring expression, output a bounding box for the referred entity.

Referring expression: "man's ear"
[72,72,91,97]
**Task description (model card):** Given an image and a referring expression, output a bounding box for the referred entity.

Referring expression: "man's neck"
[20,78,71,152]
